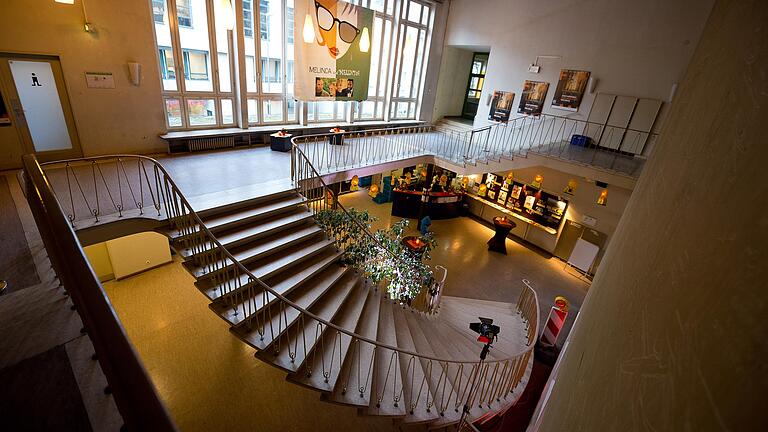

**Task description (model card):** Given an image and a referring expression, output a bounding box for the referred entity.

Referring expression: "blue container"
[570,134,591,147]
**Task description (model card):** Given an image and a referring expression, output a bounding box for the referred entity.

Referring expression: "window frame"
[152,0,436,130]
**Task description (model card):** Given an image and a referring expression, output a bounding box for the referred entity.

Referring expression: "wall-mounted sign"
[488,90,514,122]
[551,69,590,111]
[581,214,598,227]
[518,80,549,115]
[85,72,115,89]
[295,0,374,101]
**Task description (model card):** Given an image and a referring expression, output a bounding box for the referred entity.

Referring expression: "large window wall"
[151,0,435,129]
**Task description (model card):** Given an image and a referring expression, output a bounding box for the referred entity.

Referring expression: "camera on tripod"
[469,317,500,345]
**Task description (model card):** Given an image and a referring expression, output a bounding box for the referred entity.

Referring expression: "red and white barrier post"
[539,296,569,347]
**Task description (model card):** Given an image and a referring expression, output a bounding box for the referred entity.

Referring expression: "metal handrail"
[22,155,177,431]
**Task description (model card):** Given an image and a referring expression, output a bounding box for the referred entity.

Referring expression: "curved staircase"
[164,150,538,428]
[41,145,540,428]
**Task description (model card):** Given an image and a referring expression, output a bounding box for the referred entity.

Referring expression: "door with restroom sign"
[0,54,82,170]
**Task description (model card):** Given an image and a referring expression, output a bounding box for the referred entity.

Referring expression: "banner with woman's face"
[295,0,374,101]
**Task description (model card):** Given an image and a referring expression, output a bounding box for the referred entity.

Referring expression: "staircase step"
[325,288,383,408]
[289,278,371,392]
[191,186,297,219]
[402,312,462,426]
[391,305,440,424]
[177,209,315,260]
[365,299,406,417]
[209,246,342,326]
[255,272,359,372]
[202,195,306,233]
[192,235,334,291]
[234,264,349,351]
[415,317,505,422]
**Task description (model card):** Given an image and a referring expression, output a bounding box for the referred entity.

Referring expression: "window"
[261,58,281,83]
[183,50,209,80]
[176,0,192,27]
[260,0,269,40]
[158,47,176,79]
[390,1,433,120]
[286,6,294,44]
[152,0,435,129]
[152,0,165,23]
[243,0,254,37]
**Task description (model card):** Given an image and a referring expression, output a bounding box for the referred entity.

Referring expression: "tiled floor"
[102,257,397,432]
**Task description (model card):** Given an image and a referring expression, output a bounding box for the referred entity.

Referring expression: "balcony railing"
[21,155,177,431]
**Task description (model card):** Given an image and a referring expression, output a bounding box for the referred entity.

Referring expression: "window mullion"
[205,0,221,127]
[234,0,250,129]
[167,0,190,127]
[388,2,404,120]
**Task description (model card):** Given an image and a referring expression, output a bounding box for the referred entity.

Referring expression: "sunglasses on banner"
[315,1,360,43]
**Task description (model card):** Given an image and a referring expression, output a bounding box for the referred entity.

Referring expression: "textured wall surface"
[534,0,768,430]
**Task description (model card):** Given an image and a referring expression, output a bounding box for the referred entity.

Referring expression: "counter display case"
[475,174,569,234]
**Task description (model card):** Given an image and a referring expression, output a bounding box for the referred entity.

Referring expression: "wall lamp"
[54,0,94,32]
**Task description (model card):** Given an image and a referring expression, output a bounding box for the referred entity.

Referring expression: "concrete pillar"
[533,0,768,430]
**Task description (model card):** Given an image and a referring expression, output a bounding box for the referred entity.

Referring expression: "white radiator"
[188,136,235,152]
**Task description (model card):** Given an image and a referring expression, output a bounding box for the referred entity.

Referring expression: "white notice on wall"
[581,214,598,227]
[85,72,115,89]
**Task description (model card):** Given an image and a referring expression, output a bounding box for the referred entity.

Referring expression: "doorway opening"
[0,53,82,170]
[461,52,489,120]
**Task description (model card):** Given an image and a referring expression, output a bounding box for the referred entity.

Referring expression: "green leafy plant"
[315,208,436,301]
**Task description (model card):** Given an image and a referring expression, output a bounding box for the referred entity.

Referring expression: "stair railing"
[39,152,541,422]
[291,140,440,312]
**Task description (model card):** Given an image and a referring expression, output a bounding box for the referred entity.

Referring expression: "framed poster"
[518,80,549,115]
[511,184,522,200]
[551,69,590,111]
[295,0,374,101]
[488,90,515,122]
[497,189,508,204]
[524,195,536,210]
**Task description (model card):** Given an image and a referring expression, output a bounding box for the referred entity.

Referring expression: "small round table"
[487,216,516,254]
[402,236,428,256]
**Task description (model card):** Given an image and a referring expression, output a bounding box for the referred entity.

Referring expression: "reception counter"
[391,189,464,220]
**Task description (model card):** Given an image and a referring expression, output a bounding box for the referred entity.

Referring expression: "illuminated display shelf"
[465,193,560,235]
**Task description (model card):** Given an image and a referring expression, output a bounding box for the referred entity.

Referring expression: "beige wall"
[84,231,172,281]
[533,0,768,430]
[83,241,114,282]
[432,46,474,120]
[0,0,166,156]
[442,0,714,129]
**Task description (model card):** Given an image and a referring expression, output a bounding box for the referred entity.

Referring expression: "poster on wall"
[295,0,374,101]
[518,80,549,115]
[488,90,515,122]
[551,69,590,111]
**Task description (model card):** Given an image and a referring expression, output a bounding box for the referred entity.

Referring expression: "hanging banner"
[488,90,514,122]
[295,0,374,102]
[518,80,549,115]
[551,69,590,111]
